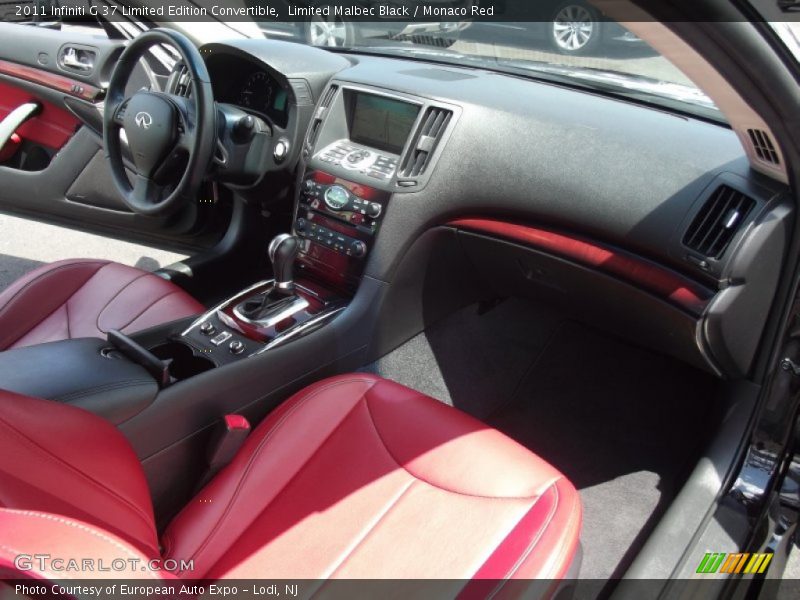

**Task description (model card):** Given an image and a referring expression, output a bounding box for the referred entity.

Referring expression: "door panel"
[0,22,229,253]
[0,79,80,150]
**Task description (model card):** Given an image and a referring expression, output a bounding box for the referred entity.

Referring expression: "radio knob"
[350,240,367,258]
[366,202,382,219]
[303,179,315,194]
[324,185,350,211]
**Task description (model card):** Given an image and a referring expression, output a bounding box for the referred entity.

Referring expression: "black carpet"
[365,297,563,420]
[364,298,718,582]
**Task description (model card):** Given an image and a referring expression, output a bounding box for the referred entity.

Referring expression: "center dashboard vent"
[305,85,338,153]
[683,185,756,259]
[399,106,452,179]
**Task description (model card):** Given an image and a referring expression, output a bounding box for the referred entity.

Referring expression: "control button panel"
[295,218,368,258]
[302,180,383,226]
[317,141,398,181]
[182,312,264,364]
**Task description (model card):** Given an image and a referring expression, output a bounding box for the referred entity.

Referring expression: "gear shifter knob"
[268,233,299,293]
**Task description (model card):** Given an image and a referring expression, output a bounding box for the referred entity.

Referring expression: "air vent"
[683,185,756,259]
[306,120,322,151]
[305,85,338,152]
[399,106,452,179]
[747,128,780,166]
[320,84,338,109]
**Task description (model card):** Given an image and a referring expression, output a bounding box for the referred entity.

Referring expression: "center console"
[294,171,389,292]
[293,85,457,291]
[155,84,457,369]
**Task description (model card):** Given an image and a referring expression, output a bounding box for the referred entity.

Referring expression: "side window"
[0,0,57,24]
[0,0,110,39]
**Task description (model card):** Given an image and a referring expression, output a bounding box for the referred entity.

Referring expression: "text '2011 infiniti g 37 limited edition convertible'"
[0,1,799,599]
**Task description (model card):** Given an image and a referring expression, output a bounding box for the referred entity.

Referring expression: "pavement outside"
[0,213,187,291]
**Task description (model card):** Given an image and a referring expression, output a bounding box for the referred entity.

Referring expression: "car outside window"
[254,3,718,119]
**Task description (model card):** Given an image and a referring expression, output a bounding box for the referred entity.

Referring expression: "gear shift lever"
[268,233,299,294]
[234,234,306,325]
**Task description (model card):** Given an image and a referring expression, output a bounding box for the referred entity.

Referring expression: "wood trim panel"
[0,59,102,102]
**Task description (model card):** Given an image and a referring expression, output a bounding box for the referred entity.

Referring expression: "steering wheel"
[103,29,216,216]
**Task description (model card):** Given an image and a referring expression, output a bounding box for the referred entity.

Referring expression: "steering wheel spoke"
[112,99,129,127]
[131,174,161,206]
[162,93,196,151]
[176,120,197,152]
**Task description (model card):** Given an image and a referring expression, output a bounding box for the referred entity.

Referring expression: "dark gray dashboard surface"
[326,55,787,285]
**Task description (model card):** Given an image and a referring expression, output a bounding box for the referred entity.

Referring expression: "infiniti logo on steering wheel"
[134,111,152,129]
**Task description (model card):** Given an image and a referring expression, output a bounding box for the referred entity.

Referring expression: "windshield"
[252,8,717,118]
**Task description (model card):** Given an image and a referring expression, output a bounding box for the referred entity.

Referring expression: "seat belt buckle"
[206,414,251,474]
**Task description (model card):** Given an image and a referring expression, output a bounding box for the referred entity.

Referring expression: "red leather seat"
[0,374,582,582]
[0,259,204,350]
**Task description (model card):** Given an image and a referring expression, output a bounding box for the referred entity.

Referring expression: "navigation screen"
[350,93,420,155]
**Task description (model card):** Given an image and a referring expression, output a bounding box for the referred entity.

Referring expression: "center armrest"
[0,337,157,424]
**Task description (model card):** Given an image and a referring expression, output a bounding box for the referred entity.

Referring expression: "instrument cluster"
[212,63,290,128]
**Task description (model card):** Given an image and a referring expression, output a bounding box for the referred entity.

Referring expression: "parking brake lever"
[0,102,40,156]
[107,329,172,388]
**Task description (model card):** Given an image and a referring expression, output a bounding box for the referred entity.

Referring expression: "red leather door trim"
[450,218,714,315]
[0,81,80,150]
[0,132,21,162]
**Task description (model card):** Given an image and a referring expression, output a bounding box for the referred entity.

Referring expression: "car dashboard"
[199,39,793,381]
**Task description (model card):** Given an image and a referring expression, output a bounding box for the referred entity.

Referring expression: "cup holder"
[150,341,215,381]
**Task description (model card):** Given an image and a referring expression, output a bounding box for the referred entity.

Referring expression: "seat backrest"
[0,508,170,582]
[0,390,159,557]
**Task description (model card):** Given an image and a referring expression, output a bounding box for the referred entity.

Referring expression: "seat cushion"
[0,259,204,350]
[163,374,582,580]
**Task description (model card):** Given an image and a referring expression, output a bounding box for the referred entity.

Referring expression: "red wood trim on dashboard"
[0,59,102,102]
[449,218,714,316]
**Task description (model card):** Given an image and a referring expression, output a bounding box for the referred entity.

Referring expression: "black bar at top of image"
[5,0,800,24]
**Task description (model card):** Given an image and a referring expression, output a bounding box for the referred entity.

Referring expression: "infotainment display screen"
[349,93,420,155]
